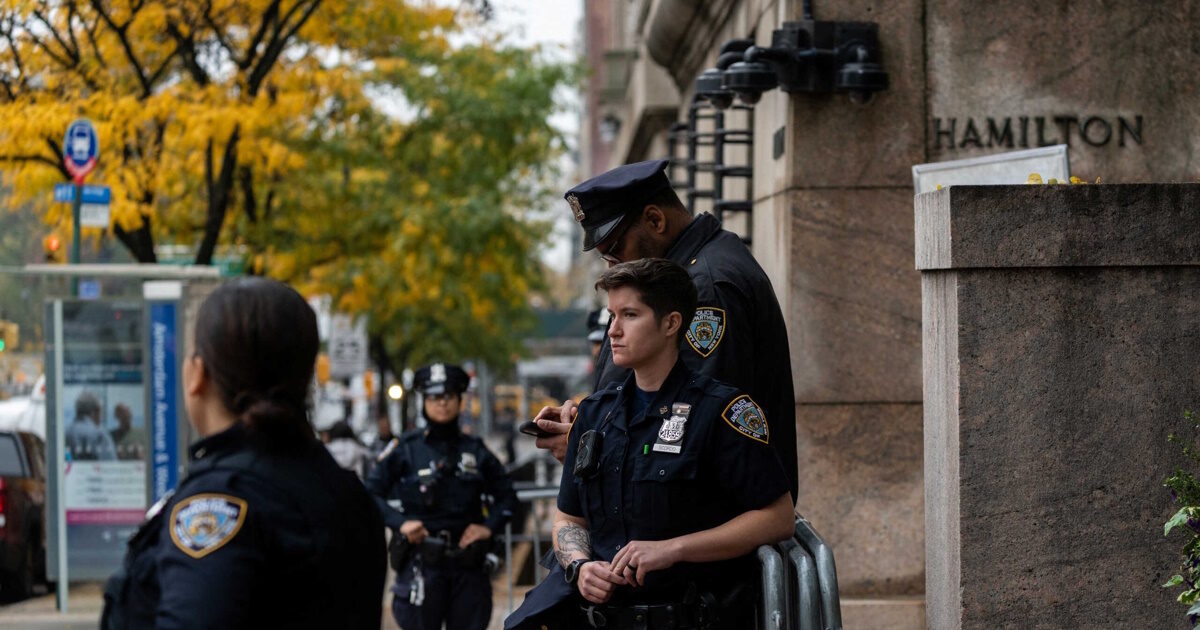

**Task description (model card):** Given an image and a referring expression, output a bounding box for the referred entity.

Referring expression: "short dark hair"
[194,277,319,445]
[595,258,697,341]
[648,187,687,214]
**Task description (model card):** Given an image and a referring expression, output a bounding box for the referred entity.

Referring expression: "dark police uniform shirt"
[101,423,386,630]
[366,423,516,543]
[560,359,789,602]
[592,212,799,501]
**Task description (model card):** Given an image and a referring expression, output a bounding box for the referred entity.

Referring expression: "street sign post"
[62,120,100,297]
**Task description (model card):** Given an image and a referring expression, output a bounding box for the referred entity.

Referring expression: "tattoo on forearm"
[555,523,592,568]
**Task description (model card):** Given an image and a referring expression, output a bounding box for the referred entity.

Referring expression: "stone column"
[917,184,1200,628]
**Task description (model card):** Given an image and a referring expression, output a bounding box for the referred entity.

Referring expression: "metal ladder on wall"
[668,95,755,244]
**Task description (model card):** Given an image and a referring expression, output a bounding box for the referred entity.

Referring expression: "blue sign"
[77,279,100,300]
[62,119,99,170]
[149,303,178,501]
[53,183,111,204]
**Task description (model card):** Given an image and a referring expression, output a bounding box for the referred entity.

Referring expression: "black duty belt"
[578,601,702,630]
[415,537,488,569]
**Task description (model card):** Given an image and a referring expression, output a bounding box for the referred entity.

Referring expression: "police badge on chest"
[652,403,692,454]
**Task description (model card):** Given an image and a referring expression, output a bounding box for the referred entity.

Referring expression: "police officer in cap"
[366,363,516,630]
[533,159,798,502]
[507,259,794,629]
[101,278,385,629]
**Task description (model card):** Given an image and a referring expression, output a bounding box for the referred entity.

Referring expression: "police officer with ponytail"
[101,278,386,629]
[366,363,516,630]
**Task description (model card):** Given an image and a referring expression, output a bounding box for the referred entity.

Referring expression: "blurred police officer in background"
[586,307,610,363]
[372,414,398,459]
[101,277,385,629]
[534,159,799,502]
[366,363,517,630]
[507,259,793,630]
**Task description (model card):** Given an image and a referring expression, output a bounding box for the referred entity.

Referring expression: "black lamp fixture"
[694,39,754,109]
[696,2,888,108]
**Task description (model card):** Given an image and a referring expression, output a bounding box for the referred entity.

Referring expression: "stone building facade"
[581,1,1199,627]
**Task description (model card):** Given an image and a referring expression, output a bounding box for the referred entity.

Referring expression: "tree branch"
[0,26,28,95]
[196,126,241,265]
[238,165,257,223]
[81,14,109,69]
[165,20,210,85]
[31,9,79,65]
[89,0,152,94]
[112,215,156,262]
[240,0,282,71]
[199,1,241,67]
[246,0,320,97]
[0,153,60,169]
[63,3,84,66]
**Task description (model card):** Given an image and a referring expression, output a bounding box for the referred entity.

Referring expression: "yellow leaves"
[268,251,298,280]
[1027,173,1098,185]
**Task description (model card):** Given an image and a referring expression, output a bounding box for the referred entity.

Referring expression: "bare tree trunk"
[195,127,240,265]
[112,218,156,263]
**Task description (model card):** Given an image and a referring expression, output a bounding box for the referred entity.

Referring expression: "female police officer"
[101,278,386,629]
[367,363,516,630]
[507,259,794,630]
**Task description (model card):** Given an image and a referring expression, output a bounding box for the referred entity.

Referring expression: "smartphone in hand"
[518,420,554,438]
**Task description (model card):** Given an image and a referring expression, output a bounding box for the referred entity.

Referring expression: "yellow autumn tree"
[0,0,464,263]
[0,0,575,368]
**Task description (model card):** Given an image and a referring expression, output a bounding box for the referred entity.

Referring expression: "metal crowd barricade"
[502,483,560,613]
[757,514,843,630]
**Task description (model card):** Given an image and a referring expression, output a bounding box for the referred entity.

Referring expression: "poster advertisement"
[51,300,148,578]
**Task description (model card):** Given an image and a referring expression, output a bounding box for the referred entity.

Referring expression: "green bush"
[1164,410,1200,628]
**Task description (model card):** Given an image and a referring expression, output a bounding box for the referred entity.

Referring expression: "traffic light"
[43,234,63,263]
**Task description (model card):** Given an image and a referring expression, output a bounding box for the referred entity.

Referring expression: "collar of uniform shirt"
[610,359,692,431]
[665,212,722,265]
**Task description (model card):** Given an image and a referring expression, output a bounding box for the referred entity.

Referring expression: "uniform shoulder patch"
[169,493,248,559]
[685,307,726,358]
[721,395,769,444]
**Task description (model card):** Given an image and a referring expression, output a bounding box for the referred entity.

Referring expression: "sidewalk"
[0,582,104,630]
[0,579,534,629]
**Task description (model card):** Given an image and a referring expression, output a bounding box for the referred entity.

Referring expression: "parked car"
[0,375,46,440]
[0,430,46,600]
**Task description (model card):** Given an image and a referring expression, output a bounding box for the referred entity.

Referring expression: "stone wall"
[608,1,1200,628]
[918,184,1200,628]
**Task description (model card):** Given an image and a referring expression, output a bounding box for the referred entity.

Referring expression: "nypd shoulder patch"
[721,395,769,444]
[685,307,726,358]
[170,493,248,559]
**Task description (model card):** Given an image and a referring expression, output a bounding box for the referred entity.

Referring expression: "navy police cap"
[565,159,672,251]
[414,363,469,396]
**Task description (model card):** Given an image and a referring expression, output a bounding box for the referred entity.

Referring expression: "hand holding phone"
[519,420,554,438]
